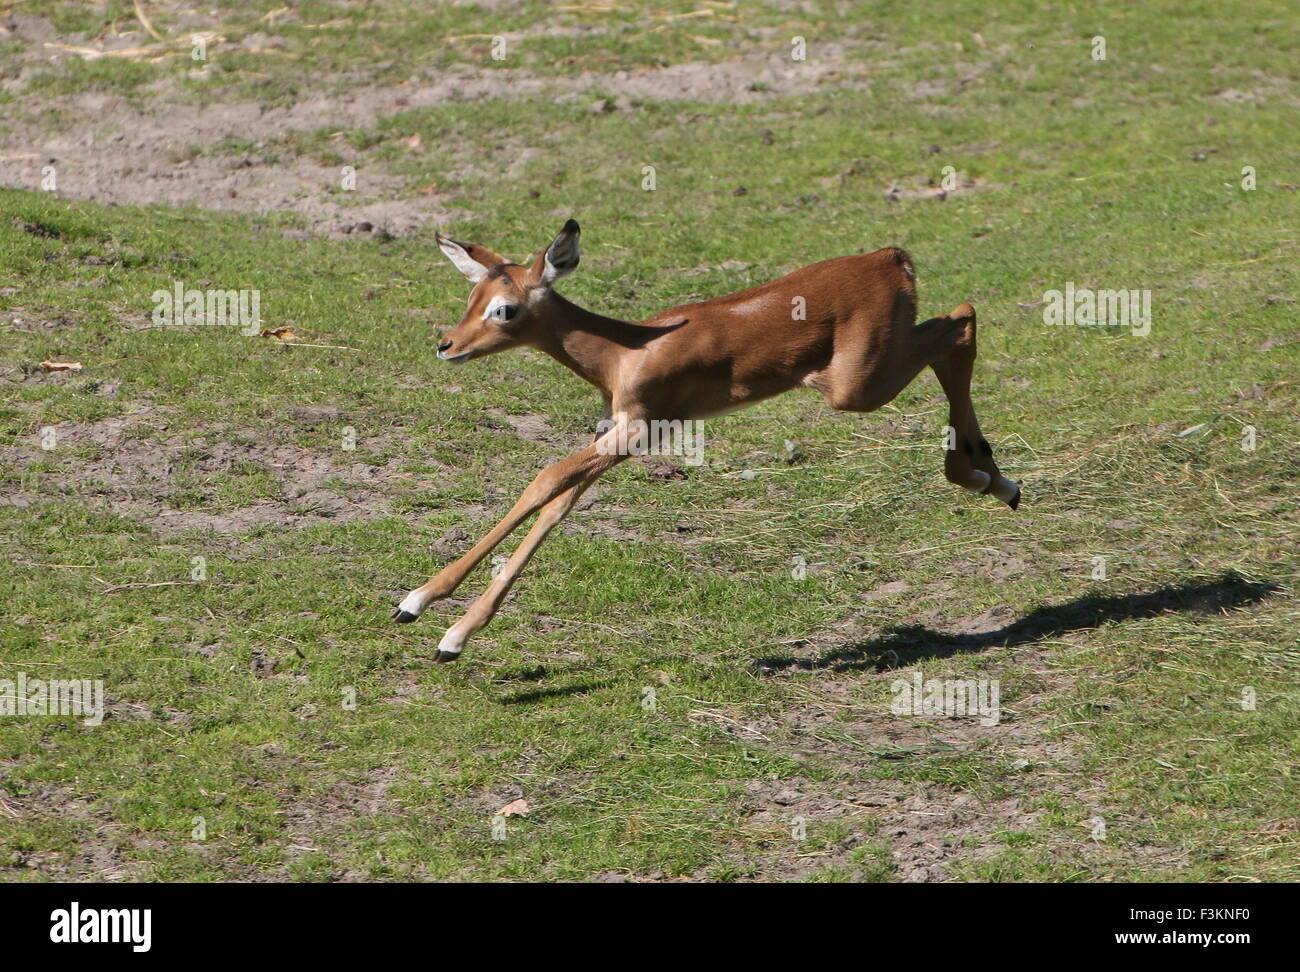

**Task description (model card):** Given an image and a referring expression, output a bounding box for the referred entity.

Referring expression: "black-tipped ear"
[534,220,580,286]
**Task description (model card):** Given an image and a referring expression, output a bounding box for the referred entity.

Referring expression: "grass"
[0,0,1297,881]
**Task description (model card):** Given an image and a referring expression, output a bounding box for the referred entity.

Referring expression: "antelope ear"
[530,219,580,287]
[437,234,508,283]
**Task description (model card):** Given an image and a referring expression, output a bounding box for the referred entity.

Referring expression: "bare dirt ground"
[0,396,416,533]
[1,12,860,234]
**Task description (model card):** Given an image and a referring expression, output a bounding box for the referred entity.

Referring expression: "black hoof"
[391,608,419,624]
[1007,488,1021,511]
[433,649,460,664]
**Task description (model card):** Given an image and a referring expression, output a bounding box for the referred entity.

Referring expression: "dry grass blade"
[133,0,166,42]
[99,580,200,595]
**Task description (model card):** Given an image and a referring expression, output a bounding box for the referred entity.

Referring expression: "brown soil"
[0,405,413,534]
[1,13,861,235]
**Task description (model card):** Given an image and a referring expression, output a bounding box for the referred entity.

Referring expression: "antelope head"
[434,219,581,363]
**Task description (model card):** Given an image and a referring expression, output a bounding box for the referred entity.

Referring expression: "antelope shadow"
[498,680,612,705]
[753,573,1282,674]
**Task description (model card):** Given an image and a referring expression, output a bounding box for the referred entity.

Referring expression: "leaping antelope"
[393,220,1021,662]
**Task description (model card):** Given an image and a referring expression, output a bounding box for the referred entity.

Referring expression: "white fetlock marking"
[967,470,991,493]
[438,628,466,657]
[990,477,1020,503]
[398,591,426,617]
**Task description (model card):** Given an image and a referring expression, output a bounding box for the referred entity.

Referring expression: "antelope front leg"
[392,419,632,625]
[432,472,601,662]
[392,502,543,623]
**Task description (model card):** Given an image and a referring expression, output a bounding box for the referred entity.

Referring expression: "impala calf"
[394,220,1020,662]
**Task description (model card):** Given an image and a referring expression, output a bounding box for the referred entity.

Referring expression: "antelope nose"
[438,339,453,353]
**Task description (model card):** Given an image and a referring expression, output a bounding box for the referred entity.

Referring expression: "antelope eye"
[492,303,519,322]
